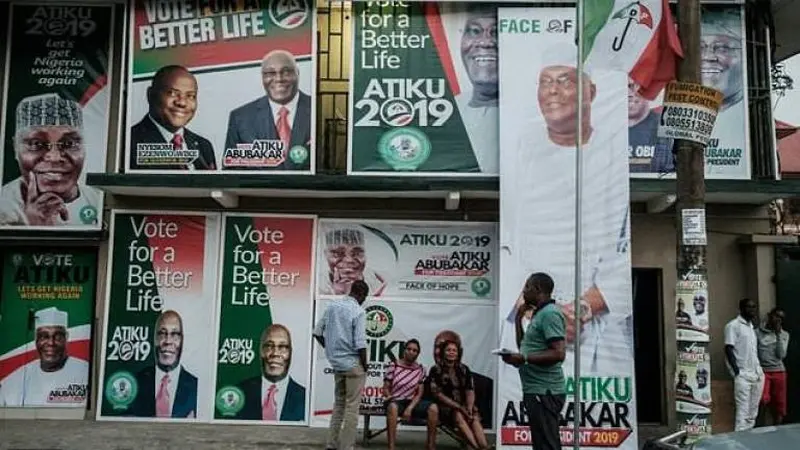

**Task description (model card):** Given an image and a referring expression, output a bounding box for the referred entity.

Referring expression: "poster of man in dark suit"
[223,50,312,171]
[234,324,306,421]
[128,310,198,418]
[128,65,216,171]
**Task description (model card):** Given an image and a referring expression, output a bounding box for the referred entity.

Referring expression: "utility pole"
[674,0,711,442]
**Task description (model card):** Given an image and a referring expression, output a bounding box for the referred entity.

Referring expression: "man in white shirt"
[224,50,312,171]
[128,310,198,418]
[0,307,89,406]
[234,323,306,421]
[724,298,764,431]
[0,94,101,227]
[500,40,637,436]
[506,41,633,377]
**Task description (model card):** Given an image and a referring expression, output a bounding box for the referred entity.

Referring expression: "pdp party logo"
[380,99,414,127]
[79,205,98,225]
[105,371,138,410]
[377,128,431,171]
[215,386,245,417]
[289,145,309,165]
[269,0,310,29]
[365,305,393,339]
[471,277,492,297]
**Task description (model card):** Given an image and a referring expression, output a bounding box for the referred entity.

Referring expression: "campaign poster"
[675,341,712,416]
[316,219,497,301]
[498,7,638,450]
[0,3,114,229]
[348,2,499,176]
[675,278,710,342]
[310,299,498,431]
[0,249,96,407]
[628,4,749,179]
[97,211,220,421]
[213,214,315,424]
[125,0,316,174]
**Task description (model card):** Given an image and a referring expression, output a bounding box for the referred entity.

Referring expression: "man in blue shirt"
[502,273,567,450]
[314,280,369,450]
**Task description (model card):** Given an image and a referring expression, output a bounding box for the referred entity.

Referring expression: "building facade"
[0,0,798,442]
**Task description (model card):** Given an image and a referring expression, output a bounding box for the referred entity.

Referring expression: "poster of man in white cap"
[0,3,115,229]
[498,7,638,448]
[0,249,96,408]
[0,307,90,406]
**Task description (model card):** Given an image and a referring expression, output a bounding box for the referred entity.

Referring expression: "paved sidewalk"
[0,419,671,449]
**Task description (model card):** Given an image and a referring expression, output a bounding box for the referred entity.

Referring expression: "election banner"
[125,0,316,174]
[498,7,638,449]
[0,3,114,229]
[629,4,749,179]
[213,213,315,424]
[316,219,497,301]
[310,298,498,431]
[98,211,221,422]
[348,2,499,176]
[0,249,97,407]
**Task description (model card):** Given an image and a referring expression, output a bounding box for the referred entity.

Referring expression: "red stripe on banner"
[423,3,460,97]
[79,74,108,106]
[0,339,91,380]
[500,426,632,447]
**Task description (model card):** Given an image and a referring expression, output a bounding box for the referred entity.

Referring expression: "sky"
[773,54,800,125]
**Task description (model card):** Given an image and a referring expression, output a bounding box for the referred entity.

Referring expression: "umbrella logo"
[611,1,654,51]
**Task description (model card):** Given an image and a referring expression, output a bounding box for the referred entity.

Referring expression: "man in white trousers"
[724,298,764,431]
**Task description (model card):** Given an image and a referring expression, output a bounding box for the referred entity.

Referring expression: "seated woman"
[384,339,438,450]
[429,339,491,450]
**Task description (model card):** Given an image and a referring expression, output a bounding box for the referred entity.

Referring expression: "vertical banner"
[125,0,315,174]
[213,214,315,424]
[97,211,220,421]
[0,3,114,229]
[628,4,749,179]
[0,249,96,407]
[316,219,498,301]
[498,7,637,449]
[348,3,499,176]
[310,299,498,431]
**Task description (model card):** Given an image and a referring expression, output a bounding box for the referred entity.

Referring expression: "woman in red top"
[384,339,439,450]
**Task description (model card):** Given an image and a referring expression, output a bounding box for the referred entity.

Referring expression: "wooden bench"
[361,407,477,449]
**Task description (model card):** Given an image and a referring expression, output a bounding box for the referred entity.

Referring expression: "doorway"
[632,268,666,424]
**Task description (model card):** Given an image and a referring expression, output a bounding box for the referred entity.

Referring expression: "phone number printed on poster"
[657,82,723,146]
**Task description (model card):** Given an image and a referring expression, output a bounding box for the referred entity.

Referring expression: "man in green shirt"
[502,272,567,450]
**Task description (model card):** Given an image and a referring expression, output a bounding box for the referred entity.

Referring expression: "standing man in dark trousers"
[314,280,370,450]
[501,273,567,450]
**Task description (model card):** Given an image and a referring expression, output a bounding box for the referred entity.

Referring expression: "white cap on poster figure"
[539,41,593,76]
[15,93,83,134]
[35,307,68,329]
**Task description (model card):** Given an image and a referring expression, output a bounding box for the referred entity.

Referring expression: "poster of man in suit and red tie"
[124,0,315,174]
